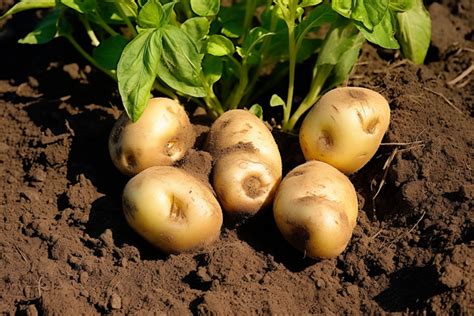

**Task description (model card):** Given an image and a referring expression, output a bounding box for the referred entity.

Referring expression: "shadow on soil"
[375,265,446,312]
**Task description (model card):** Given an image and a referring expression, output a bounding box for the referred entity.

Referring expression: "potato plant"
[1,1,432,257]
[2,0,431,131]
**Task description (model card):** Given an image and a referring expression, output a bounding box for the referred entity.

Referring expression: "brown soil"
[1,1,473,315]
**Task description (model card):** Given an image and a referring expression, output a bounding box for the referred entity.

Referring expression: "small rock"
[29,168,46,182]
[79,271,89,284]
[109,293,122,310]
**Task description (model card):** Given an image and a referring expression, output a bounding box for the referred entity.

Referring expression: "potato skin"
[122,166,223,254]
[109,98,195,176]
[207,110,282,218]
[299,87,390,174]
[273,161,358,259]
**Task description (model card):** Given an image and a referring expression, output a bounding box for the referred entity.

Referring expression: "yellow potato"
[109,98,195,176]
[273,161,358,259]
[122,166,223,254]
[299,87,390,174]
[206,109,282,218]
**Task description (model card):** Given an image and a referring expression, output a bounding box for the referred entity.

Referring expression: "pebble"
[109,293,122,310]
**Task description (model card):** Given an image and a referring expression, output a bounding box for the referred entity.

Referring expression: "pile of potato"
[109,87,390,258]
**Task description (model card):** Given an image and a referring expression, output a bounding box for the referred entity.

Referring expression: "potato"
[273,161,358,259]
[109,98,195,176]
[206,109,282,218]
[299,87,390,174]
[122,166,223,254]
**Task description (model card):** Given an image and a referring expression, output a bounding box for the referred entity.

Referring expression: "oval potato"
[207,110,282,218]
[122,166,223,254]
[109,98,195,176]
[273,161,358,259]
[299,87,390,174]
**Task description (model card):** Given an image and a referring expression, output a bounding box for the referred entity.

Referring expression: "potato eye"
[318,130,333,150]
[365,118,379,134]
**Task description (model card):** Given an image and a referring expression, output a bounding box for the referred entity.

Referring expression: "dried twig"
[373,60,409,73]
[386,211,426,248]
[380,141,424,146]
[423,87,463,115]
[447,64,474,86]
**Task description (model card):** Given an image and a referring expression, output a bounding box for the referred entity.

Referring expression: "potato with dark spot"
[206,110,282,219]
[122,166,223,254]
[299,87,390,174]
[109,98,195,176]
[273,161,357,259]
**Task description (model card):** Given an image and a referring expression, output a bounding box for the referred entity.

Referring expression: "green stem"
[282,0,297,131]
[65,35,116,81]
[94,12,119,37]
[113,2,137,37]
[228,59,249,109]
[243,4,278,104]
[242,0,257,41]
[152,81,178,100]
[285,65,333,132]
[79,15,100,47]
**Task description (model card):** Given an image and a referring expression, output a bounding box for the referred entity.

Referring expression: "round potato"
[122,166,223,254]
[273,161,358,259]
[299,87,390,174]
[206,109,282,218]
[109,98,195,176]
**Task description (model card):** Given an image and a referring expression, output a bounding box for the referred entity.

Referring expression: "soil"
[1,1,473,315]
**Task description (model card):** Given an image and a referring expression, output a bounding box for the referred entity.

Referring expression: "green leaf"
[242,27,274,55]
[389,0,413,12]
[300,0,323,7]
[218,4,245,38]
[117,29,161,121]
[59,0,96,14]
[205,35,235,56]
[138,0,164,29]
[98,0,139,24]
[93,35,129,71]
[296,38,322,63]
[202,55,223,85]
[395,0,431,64]
[157,25,206,97]
[249,104,263,119]
[332,0,389,31]
[190,0,220,17]
[181,17,210,44]
[296,3,336,47]
[270,94,285,107]
[317,22,355,66]
[324,31,365,89]
[0,0,55,19]
[18,10,60,44]
[356,10,399,49]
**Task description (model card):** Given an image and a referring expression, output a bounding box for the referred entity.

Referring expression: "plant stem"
[152,81,178,100]
[95,13,119,37]
[65,35,116,81]
[228,59,249,109]
[242,0,256,41]
[243,5,278,104]
[285,65,332,131]
[282,0,297,131]
[79,15,100,47]
[114,2,138,37]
